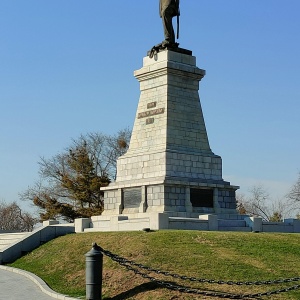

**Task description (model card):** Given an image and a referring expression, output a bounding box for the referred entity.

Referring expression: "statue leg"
[161,6,175,44]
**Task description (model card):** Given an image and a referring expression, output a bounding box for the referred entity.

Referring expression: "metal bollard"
[85,242,103,300]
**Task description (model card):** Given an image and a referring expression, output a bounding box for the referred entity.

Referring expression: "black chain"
[117,260,300,299]
[99,246,300,287]
[119,261,253,299]
[95,245,300,298]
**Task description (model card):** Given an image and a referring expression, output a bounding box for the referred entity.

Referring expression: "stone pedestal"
[100,48,239,224]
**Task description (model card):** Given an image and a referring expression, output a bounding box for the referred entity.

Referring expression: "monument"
[88,2,240,231]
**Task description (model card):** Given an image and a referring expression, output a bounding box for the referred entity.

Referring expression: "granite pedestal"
[95,48,239,231]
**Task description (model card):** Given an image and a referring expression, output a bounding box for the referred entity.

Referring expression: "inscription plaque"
[138,108,165,119]
[123,187,142,208]
[147,101,157,109]
[146,118,154,125]
[190,188,213,208]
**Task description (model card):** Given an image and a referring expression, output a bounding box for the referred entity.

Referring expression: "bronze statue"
[159,0,180,47]
[149,0,180,58]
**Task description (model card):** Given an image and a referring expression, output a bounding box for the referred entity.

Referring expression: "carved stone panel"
[123,187,142,209]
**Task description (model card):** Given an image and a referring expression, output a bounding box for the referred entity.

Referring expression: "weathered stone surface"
[101,48,239,220]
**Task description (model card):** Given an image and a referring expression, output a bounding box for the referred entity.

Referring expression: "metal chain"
[117,260,300,299]
[118,261,251,299]
[99,246,300,287]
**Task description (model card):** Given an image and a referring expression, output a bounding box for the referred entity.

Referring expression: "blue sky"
[1,1,299,212]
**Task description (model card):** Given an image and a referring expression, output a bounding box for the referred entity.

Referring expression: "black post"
[85,243,103,300]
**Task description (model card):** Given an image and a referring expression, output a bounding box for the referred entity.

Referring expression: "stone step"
[84,228,108,232]
[217,214,249,220]
[0,233,29,250]
[218,220,246,227]
[0,239,27,243]
[0,239,23,245]
[218,226,252,232]
[0,233,27,238]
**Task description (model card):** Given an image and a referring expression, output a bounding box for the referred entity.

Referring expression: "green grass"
[10,230,300,299]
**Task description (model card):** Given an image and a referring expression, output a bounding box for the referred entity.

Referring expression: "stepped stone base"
[81,213,253,232]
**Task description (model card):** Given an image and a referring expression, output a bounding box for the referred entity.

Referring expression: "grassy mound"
[10,230,300,299]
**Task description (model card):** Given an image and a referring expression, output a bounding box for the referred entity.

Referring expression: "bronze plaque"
[146,118,154,125]
[147,102,157,109]
[138,108,165,119]
[123,188,142,208]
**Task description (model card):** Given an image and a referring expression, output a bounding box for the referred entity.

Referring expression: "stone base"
[85,213,215,232]
[83,213,251,232]
[101,177,238,218]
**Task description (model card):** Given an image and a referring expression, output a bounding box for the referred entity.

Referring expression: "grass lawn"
[10,230,300,299]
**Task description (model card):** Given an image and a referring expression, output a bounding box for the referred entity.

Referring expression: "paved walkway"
[0,266,79,300]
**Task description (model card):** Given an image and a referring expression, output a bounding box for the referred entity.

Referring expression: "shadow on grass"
[103,282,264,300]
[104,282,160,300]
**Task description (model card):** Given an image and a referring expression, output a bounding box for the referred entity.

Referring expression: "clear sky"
[1,1,299,212]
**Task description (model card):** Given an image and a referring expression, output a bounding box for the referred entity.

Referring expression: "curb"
[0,265,81,299]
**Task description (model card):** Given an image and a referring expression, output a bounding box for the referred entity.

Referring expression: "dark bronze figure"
[160,0,180,47]
[148,0,180,58]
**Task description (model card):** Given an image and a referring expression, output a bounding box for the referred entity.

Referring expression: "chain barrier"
[98,246,300,286]
[98,246,300,299]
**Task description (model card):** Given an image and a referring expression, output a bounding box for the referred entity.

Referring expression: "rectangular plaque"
[146,118,154,125]
[190,188,213,208]
[147,102,157,109]
[123,188,142,209]
[138,108,165,119]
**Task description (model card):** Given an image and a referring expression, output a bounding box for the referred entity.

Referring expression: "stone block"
[284,219,300,233]
[262,223,292,233]
[75,218,91,233]
[293,219,300,232]
[208,215,218,231]
[43,220,59,226]
[250,217,262,232]
[149,213,169,229]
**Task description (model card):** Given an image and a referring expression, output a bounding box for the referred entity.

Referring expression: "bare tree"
[0,201,37,232]
[236,193,247,215]
[105,128,131,180]
[237,184,298,221]
[244,185,271,221]
[20,130,131,222]
[287,173,300,203]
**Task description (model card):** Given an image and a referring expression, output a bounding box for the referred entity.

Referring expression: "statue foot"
[161,40,179,48]
[148,41,179,58]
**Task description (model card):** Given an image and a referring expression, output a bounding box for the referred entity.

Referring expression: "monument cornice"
[100,177,239,191]
[134,64,205,83]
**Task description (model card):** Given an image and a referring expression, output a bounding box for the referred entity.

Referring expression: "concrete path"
[0,266,79,300]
